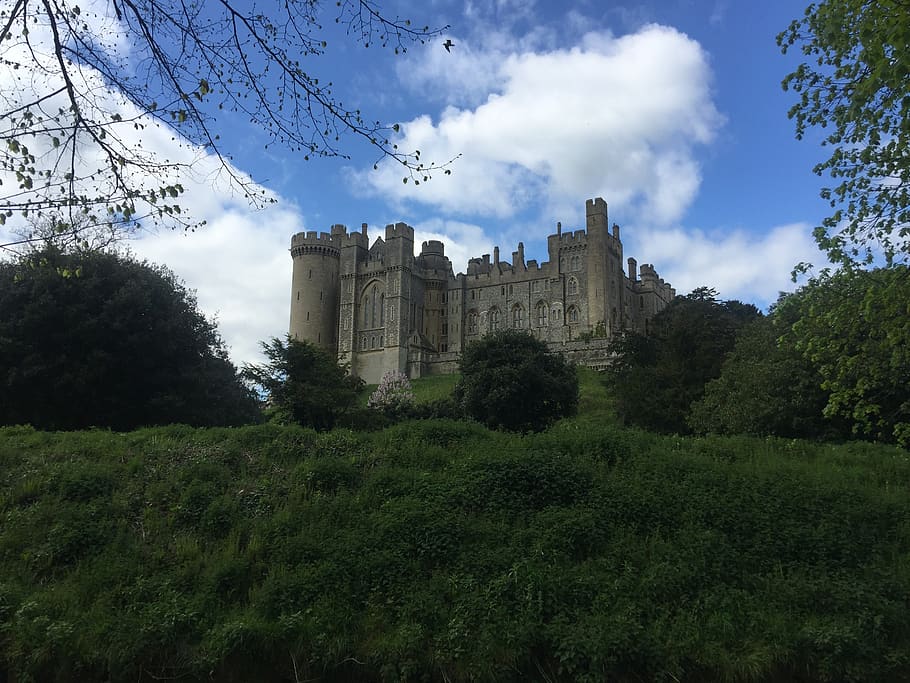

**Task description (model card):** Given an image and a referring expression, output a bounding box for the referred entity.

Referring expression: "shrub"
[455,329,578,432]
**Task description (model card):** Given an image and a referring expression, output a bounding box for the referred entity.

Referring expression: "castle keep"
[289,197,675,383]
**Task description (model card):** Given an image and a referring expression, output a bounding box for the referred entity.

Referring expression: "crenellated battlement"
[385,222,415,240]
[290,230,341,258]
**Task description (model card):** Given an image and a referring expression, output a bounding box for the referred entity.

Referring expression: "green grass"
[4,367,910,681]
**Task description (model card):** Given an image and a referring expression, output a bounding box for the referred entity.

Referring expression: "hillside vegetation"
[2,373,909,682]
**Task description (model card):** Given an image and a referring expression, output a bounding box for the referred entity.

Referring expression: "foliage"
[0,1,452,248]
[368,371,415,416]
[688,315,843,439]
[455,329,578,432]
[778,1,910,266]
[2,420,910,681]
[777,266,910,446]
[607,288,761,433]
[242,336,362,431]
[0,247,258,430]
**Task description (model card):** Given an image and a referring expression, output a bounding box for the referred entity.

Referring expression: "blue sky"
[2,0,836,366]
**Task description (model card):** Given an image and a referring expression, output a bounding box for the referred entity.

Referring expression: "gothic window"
[380,294,385,324]
[489,307,501,331]
[363,293,370,326]
[371,336,376,348]
[361,337,366,350]
[468,310,478,334]
[552,304,563,323]
[571,255,580,271]
[379,335,383,347]
[536,301,548,327]
[567,306,579,324]
[511,304,524,328]
[567,277,579,296]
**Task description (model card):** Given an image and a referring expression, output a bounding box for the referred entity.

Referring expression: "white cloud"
[131,205,300,369]
[412,218,495,273]
[626,221,825,307]
[365,24,723,225]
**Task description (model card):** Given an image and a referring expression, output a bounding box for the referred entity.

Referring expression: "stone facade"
[289,197,675,383]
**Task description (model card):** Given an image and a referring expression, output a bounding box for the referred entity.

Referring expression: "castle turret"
[585,197,611,331]
[289,229,341,350]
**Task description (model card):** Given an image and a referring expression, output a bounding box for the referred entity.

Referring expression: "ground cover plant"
[2,413,910,681]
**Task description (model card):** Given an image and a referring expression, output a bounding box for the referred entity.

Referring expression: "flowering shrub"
[368,371,415,415]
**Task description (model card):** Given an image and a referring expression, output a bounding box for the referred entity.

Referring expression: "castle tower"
[585,197,611,331]
[289,228,341,350]
[383,222,416,373]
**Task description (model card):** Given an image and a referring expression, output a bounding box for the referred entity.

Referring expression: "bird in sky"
[443,39,454,52]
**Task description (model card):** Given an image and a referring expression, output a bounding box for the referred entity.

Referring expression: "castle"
[289,197,675,383]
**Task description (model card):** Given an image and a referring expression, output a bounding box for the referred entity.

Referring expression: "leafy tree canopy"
[0,247,259,430]
[779,1,910,266]
[242,336,362,431]
[688,314,843,440]
[776,266,910,446]
[607,288,761,434]
[455,329,578,432]
[0,1,451,249]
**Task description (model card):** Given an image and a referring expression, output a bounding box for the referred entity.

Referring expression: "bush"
[455,329,578,432]
[0,247,259,430]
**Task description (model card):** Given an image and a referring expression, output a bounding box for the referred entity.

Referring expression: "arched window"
[468,310,478,334]
[551,304,563,324]
[371,336,376,349]
[567,277,578,296]
[360,337,367,350]
[571,255,580,271]
[511,304,524,328]
[536,301,548,327]
[361,282,386,328]
[567,306,579,324]
[379,335,384,347]
[489,307,501,331]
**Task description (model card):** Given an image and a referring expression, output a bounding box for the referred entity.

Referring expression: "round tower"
[289,229,341,351]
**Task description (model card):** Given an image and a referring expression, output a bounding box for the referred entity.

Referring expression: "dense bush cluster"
[1,421,909,681]
[0,248,259,430]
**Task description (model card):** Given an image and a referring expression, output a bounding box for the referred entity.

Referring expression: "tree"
[0,1,451,248]
[778,1,910,266]
[606,288,761,434]
[242,336,362,431]
[776,266,910,446]
[454,329,578,432]
[0,246,259,430]
[687,314,843,440]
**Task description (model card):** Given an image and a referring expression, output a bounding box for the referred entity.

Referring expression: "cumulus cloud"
[626,222,825,307]
[411,218,495,273]
[131,205,300,369]
[365,24,723,224]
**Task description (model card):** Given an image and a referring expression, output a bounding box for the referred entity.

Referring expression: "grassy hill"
[1,372,909,681]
